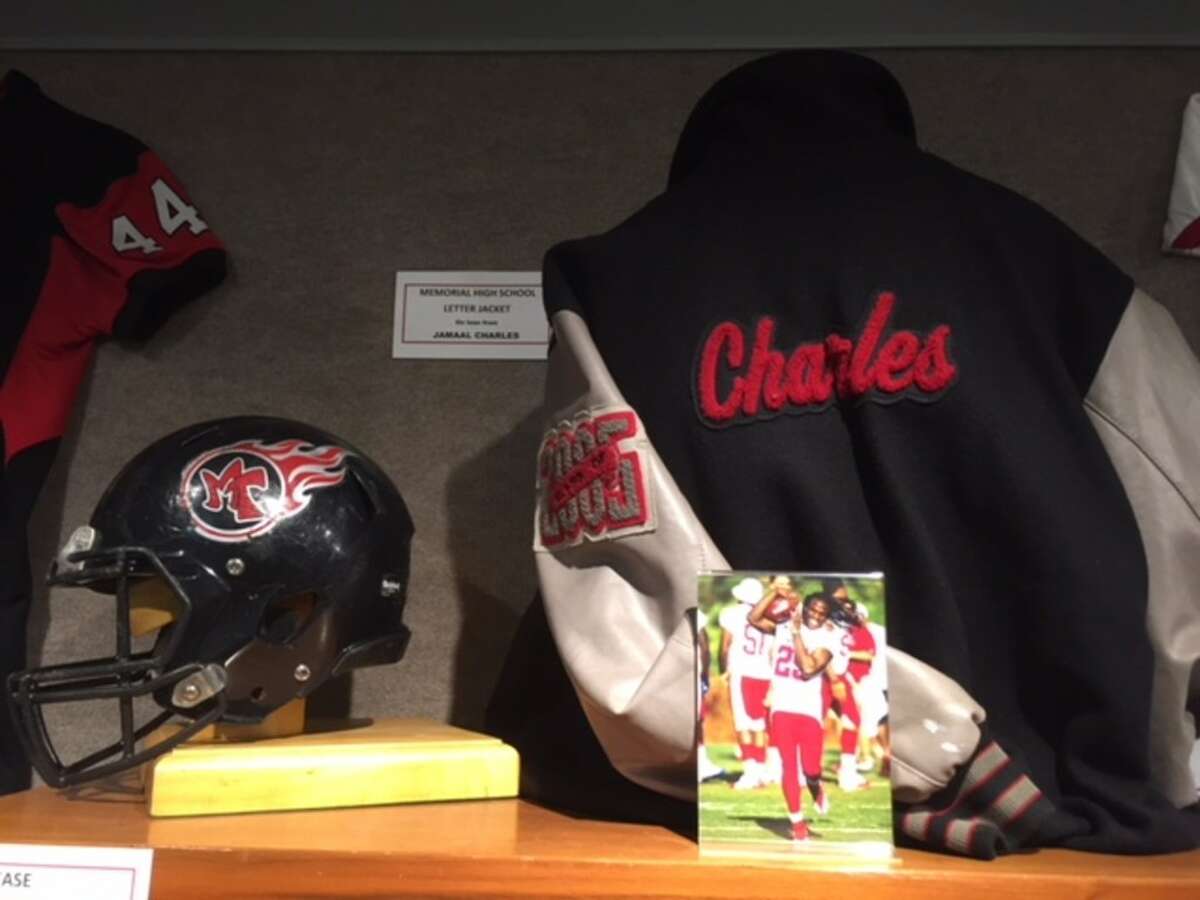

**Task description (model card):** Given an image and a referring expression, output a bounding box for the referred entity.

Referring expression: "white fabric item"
[1163,94,1200,257]
[534,311,723,799]
[1084,288,1200,808]
[718,602,774,681]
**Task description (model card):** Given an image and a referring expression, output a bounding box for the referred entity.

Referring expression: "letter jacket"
[487,50,1200,858]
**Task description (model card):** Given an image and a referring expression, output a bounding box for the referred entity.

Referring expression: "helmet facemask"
[6,528,227,788]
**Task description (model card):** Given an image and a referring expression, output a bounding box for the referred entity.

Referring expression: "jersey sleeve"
[533,308,721,801]
[53,147,227,341]
[854,624,877,655]
[813,625,845,675]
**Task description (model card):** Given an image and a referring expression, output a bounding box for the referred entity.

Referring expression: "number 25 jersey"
[770,621,845,718]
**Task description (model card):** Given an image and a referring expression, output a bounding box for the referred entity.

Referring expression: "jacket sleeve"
[1084,287,1200,808]
[533,308,719,799]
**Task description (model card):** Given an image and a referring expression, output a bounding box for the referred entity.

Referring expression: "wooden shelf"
[0,787,1197,898]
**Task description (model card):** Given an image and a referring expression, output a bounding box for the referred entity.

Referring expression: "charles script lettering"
[696,291,956,426]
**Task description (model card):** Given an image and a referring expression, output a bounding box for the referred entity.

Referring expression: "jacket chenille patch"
[534,406,655,551]
[694,291,958,427]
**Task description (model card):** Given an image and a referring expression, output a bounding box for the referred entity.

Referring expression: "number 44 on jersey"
[111,178,209,255]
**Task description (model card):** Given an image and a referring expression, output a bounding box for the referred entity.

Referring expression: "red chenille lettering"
[694,292,955,426]
[697,321,746,422]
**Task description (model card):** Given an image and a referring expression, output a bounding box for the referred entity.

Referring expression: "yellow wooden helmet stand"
[143,701,520,818]
[128,575,518,817]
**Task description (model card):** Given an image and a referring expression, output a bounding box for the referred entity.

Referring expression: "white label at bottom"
[0,844,152,900]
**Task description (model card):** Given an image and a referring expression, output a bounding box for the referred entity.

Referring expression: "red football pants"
[770,711,823,815]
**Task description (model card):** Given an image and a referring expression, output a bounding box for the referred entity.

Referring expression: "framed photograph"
[697,571,893,861]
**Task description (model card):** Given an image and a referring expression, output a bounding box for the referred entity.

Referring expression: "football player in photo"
[697,607,726,783]
[825,584,870,791]
[749,590,842,843]
[718,576,775,788]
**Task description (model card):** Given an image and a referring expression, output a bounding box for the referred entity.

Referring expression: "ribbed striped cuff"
[899,740,1055,859]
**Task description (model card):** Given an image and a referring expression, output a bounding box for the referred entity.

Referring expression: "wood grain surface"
[1,788,1197,898]
[145,718,519,817]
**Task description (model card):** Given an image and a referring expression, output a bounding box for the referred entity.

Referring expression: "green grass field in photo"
[700,742,893,853]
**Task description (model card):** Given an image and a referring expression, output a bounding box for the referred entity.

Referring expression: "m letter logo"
[198,459,271,524]
[181,439,350,542]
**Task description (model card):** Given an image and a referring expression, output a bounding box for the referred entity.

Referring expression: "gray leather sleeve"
[888,649,987,804]
[535,309,986,803]
[534,310,722,799]
[1084,288,1200,808]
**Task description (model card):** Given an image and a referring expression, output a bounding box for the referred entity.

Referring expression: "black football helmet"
[7,417,414,787]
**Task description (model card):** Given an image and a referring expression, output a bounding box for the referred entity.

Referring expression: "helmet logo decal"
[198,458,269,523]
[181,439,350,542]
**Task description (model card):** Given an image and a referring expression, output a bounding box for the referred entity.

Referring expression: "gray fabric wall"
[7,49,1200,772]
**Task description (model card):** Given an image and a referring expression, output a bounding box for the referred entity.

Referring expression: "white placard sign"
[392,271,549,360]
[0,844,153,900]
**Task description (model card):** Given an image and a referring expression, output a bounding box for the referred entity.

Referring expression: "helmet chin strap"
[170,663,228,709]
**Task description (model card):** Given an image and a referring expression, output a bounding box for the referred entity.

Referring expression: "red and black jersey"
[0,70,227,794]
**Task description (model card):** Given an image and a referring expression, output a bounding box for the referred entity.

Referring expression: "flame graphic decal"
[242,439,350,517]
[181,438,352,542]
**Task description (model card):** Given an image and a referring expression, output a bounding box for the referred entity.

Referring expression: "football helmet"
[730,576,764,605]
[7,417,414,787]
